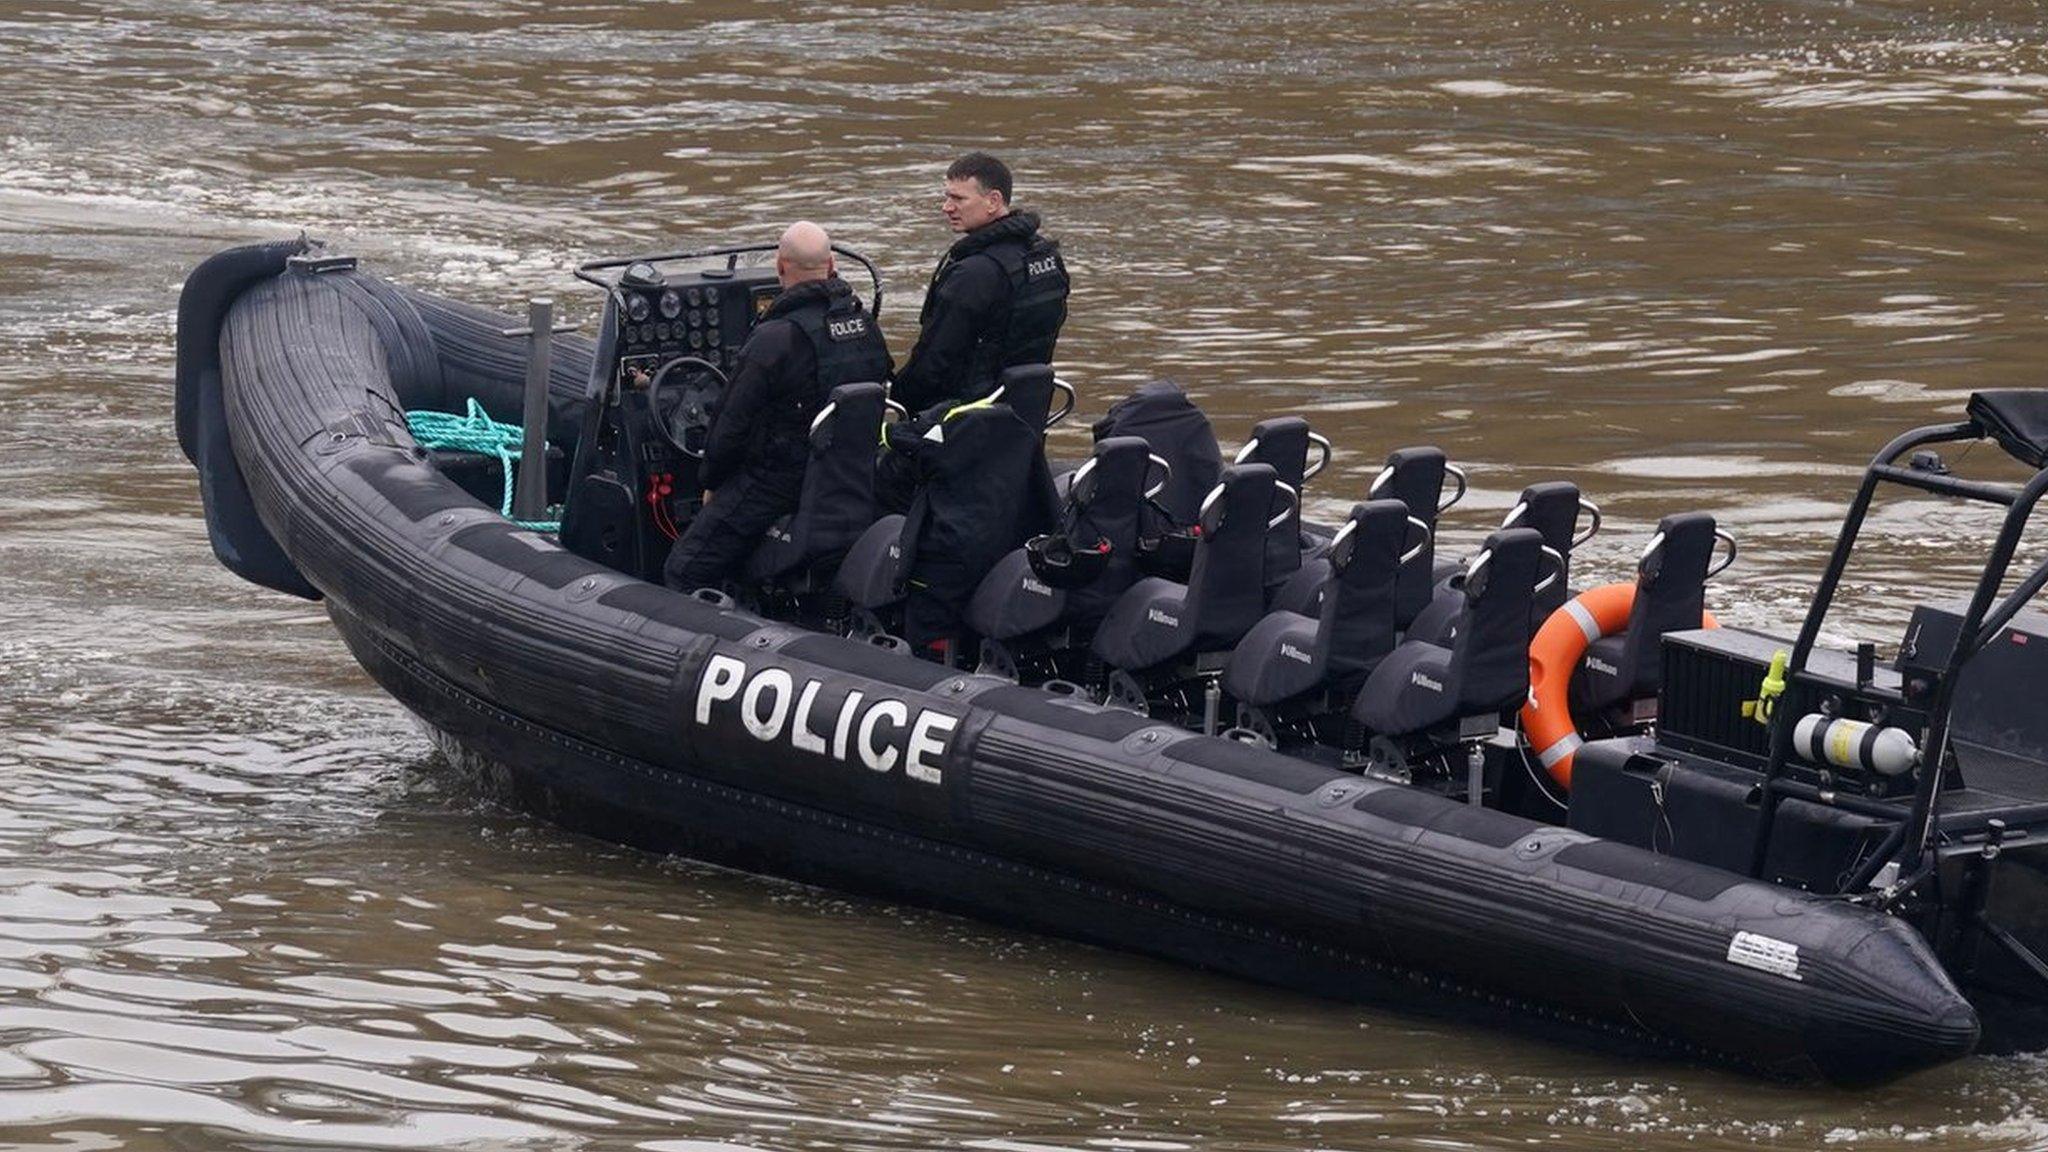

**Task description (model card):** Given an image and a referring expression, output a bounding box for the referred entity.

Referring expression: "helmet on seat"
[1025,532,1113,589]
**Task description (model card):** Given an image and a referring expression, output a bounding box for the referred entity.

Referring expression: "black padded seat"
[1091,463,1280,673]
[835,513,908,610]
[1508,481,1587,622]
[1351,527,1545,737]
[1234,416,1322,591]
[744,382,887,583]
[967,436,1153,642]
[984,363,1071,433]
[1577,512,1719,711]
[1406,480,1589,644]
[835,402,1053,647]
[1222,499,1410,708]
[1272,446,1459,624]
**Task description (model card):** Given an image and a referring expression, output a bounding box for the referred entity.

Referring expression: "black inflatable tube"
[203,253,1979,1085]
[179,240,319,599]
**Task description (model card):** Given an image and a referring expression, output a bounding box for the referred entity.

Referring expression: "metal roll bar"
[575,242,886,321]
[1746,416,2048,889]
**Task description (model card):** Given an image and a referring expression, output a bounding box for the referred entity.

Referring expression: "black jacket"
[701,277,893,490]
[894,211,1069,412]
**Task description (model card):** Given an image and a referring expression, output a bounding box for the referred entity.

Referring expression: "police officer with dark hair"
[892,152,1071,413]
[664,221,894,592]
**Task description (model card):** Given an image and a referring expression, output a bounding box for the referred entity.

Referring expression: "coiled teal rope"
[405,398,561,532]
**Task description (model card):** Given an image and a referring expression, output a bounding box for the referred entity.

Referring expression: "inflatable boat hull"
[189,245,1979,1085]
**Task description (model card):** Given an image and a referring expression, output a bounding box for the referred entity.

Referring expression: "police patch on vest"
[827,316,870,341]
[1027,255,1059,278]
[694,653,955,784]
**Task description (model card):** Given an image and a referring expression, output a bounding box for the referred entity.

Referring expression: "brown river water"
[5,0,2048,1147]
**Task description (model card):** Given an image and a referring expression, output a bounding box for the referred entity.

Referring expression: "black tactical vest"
[783,280,894,415]
[979,231,1069,377]
[922,214,1071,395]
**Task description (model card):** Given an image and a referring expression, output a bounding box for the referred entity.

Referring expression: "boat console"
[557,244,883,583]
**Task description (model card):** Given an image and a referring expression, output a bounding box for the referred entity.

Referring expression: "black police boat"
[177,237,2048,1084]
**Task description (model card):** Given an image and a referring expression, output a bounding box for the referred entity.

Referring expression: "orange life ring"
[1521,582,1717,790]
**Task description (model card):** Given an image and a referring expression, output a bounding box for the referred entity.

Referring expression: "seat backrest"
[795,381,886,547]
[1447,527,1546,714]
[1503,480,1582,619]
[747,381,886,579]
[1064,435,1154,619]
[1316,499,1411,678]
[1369,446,1452,627]
[1237,416,1313,586]
[898,403,1052,641]
[1091,380,1222,525]
[1185,463,1280,649]
[1614,512,1716,697]
[989,363,1057,433]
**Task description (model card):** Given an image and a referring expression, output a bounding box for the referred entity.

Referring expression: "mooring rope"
[404,398,561,532]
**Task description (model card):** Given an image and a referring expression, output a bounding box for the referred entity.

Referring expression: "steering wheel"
[643,355,731,458]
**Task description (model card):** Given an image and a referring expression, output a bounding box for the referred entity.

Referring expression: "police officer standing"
[892,152,1071,413]
[663,221,894,592]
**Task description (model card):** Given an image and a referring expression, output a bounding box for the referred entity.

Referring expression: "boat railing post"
[501,298,579,522]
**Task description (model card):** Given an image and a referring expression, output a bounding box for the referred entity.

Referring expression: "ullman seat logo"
[695,654,954,784]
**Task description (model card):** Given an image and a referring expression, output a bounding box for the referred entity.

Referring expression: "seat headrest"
[1198,463,1278,536]
[810,381,887,449]
[1329,499,1413,574]
[1641,512,1717,586]
[1464,527,1545,605]
[1968,390,2048,469]
[1236,416,1315,488]
[994,364,1057,432]
[1504,481,1583,555]
[1371,446,1454,521]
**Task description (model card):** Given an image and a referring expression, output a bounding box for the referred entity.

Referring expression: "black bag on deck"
[1090,380,1222,526]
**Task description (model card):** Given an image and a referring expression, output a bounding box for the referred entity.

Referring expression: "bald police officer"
[664,221,894,592]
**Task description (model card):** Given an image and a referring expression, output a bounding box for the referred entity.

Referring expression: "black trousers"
[662,470,800,592]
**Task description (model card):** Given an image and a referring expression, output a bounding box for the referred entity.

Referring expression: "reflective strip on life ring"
[1521,582,1717,790]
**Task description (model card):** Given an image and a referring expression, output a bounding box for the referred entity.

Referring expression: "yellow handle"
[1740,649,1789,727]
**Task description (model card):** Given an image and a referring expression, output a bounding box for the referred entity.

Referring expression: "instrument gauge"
[685,286,703,308]
[659,289,682,320]
[625,294,652,323]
